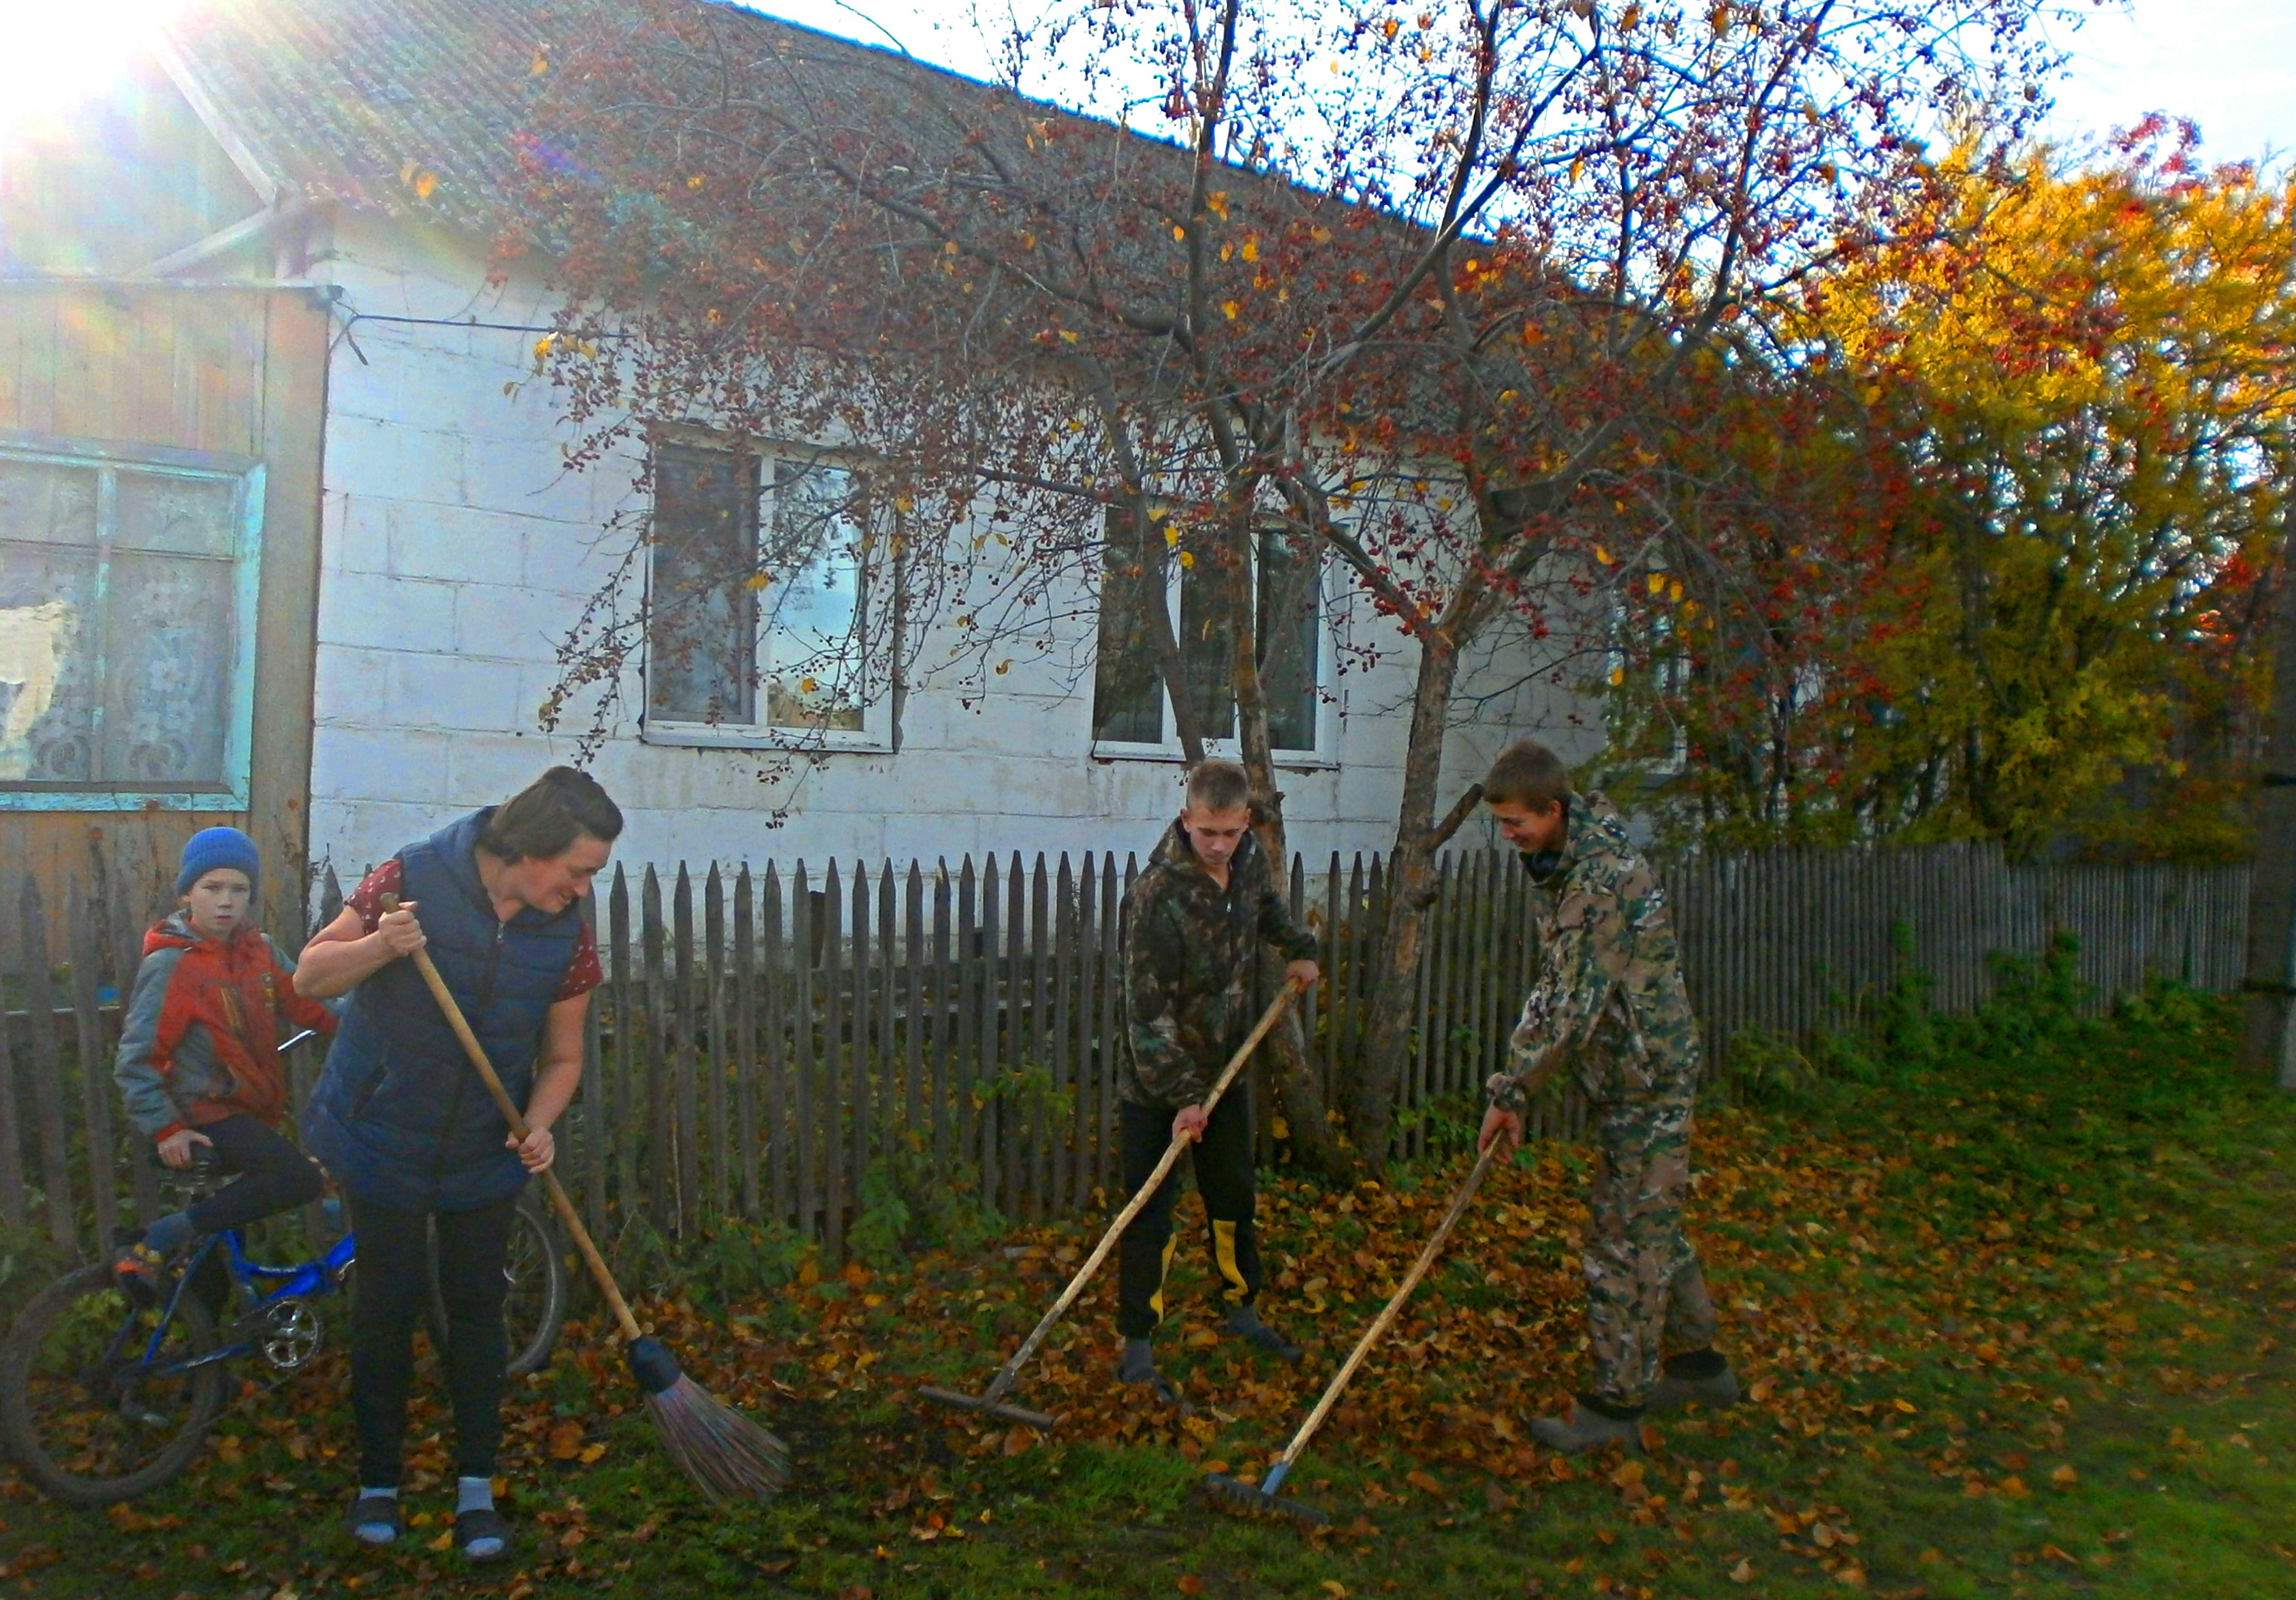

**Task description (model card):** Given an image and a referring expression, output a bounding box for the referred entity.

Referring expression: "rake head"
[915,1383,1058,1432]
[1199,1471,1330,1528]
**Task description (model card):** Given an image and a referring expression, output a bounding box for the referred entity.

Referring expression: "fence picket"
[959,856,984,1207]
[672,864,700,1237]
[849,862,871,1197]
[641,868,672,1229]
[0,894,23,1232]
[793,862,817,1242]
[580,890,607,1238]
[824,861,847,1261]
[1028,854,1051,1220]
[980,852,1001,1214]
[734,865,759,1220]
[905,862,926,1165]
[705,864,730,1219]
[1098,851,1120,1197]
[606,867,635,1215]
[762,864,789,1228]
[65,877,119,1250]
[1011,854,1032,1213]
[1054,853,1078,1214]
[931,861,954,1178]
[19,876,77,1255]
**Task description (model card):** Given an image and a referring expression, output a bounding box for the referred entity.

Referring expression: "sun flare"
[0,0,185,143]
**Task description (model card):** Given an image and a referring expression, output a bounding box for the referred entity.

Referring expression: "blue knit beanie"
[177,827,261,896]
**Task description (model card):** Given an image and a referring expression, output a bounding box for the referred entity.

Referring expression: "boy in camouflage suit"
[1115,761,1321,1403]
[1475,739,1738,1452]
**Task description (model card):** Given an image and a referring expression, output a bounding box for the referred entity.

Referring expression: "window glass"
[1090,516,1322,752]
[764,461,866,733]
[1257,528,1320,751]
[0,455,245,791]
[1090,507,1164,743]
[1176,545,1238,742]
[648,443,759,724]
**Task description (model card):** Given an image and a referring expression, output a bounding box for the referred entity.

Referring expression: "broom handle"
[381,895,647,1345]
[1265,1140,1502,1483]
[982,978,1302,1402]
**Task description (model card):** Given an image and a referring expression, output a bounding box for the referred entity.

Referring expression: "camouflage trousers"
[1582,1073,1717,1410]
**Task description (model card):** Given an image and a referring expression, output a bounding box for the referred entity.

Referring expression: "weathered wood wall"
[0,283,330,940]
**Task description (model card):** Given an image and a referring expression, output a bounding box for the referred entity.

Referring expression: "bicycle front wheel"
[426,1190,568,1381]
[0,1264,226,1505]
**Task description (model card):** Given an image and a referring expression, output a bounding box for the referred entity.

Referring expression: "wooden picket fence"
[0,841,2252,1265]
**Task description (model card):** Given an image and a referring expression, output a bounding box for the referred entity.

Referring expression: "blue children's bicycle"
[0,1046,567,1505]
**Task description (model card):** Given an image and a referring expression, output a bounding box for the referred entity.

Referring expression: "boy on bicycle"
[112,828,339,1296]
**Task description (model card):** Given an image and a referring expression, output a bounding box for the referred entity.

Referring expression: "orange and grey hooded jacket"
[113,911,339,1144]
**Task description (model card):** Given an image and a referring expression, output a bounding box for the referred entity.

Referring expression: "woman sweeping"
[296,766,622,1563]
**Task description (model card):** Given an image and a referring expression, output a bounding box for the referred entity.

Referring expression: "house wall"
[309,216,1601,880]
[0,283,330,937]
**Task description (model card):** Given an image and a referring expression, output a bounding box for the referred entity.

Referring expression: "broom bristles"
[643,1373,792,1503]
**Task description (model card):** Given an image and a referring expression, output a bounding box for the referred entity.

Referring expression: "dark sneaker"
[456,1507,512,1564]
[1529,1402,1645,1456]
[1116,1339,1184,1407]
[1224,1304,1302,1364]
[347,1492,402,1547]
[1648,1355,1740,1413]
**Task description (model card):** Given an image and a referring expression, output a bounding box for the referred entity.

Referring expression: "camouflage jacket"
[1118,818,1319,1110]
[1485,792,1702,1114]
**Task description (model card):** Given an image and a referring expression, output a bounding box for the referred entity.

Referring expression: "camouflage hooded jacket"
[1118,818,1319,1110]
[1485,792,1702,1114]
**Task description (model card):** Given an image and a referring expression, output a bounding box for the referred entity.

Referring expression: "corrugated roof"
[156,0,965,238]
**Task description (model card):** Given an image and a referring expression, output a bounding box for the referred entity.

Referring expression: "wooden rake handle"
[380,894,646,1345]
[1430,783,1486,852]
[982,977,1305,1403]
[1268,1139,1503,1479]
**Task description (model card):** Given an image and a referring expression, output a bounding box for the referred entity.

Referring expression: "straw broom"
[388,898,789,1501]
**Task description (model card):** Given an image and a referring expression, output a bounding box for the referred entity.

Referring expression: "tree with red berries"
[515,0,2057,1165]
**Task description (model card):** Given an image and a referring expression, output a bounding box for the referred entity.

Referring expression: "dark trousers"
[346,1191,516,1485]
[1115,1091,1260,1339]
[184,1114,325,1235]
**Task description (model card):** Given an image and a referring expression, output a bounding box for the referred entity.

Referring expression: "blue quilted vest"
[302,809,582,1212]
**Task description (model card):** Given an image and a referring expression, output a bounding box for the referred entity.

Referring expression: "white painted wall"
[308,216,1601,881]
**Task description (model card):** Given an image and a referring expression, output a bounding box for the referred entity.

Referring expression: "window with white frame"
[0,433,263,808]
[1602,587,1690,774]
[1091,510,1326,757]
[643,439,889,747]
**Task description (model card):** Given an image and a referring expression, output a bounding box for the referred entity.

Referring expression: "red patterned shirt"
[343,859,603,1002]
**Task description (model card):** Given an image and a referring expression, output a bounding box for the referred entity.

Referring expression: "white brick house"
[3,0,1597,886]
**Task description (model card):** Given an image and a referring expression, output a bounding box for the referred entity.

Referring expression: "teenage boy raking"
[1114,761,1320,1403]
[1475,740,1740,1451]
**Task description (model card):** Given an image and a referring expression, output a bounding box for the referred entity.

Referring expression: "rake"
[1203,1139,1504,1526]
[917,977,1304,1430]
[387,896,790,1502]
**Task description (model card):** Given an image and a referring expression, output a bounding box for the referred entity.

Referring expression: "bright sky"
[762,0,2295,171]
[2037,0,2296,168]
[0,0,2283,168]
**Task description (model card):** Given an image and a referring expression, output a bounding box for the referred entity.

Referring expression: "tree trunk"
[1228,513,1343,1174]
[2242,491,2296,1086]
[1347,626,1463,1167]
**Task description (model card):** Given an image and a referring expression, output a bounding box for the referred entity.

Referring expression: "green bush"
[849,1140,1003,1272]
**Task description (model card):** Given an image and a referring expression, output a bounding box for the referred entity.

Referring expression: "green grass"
[6,953,2295,1598]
